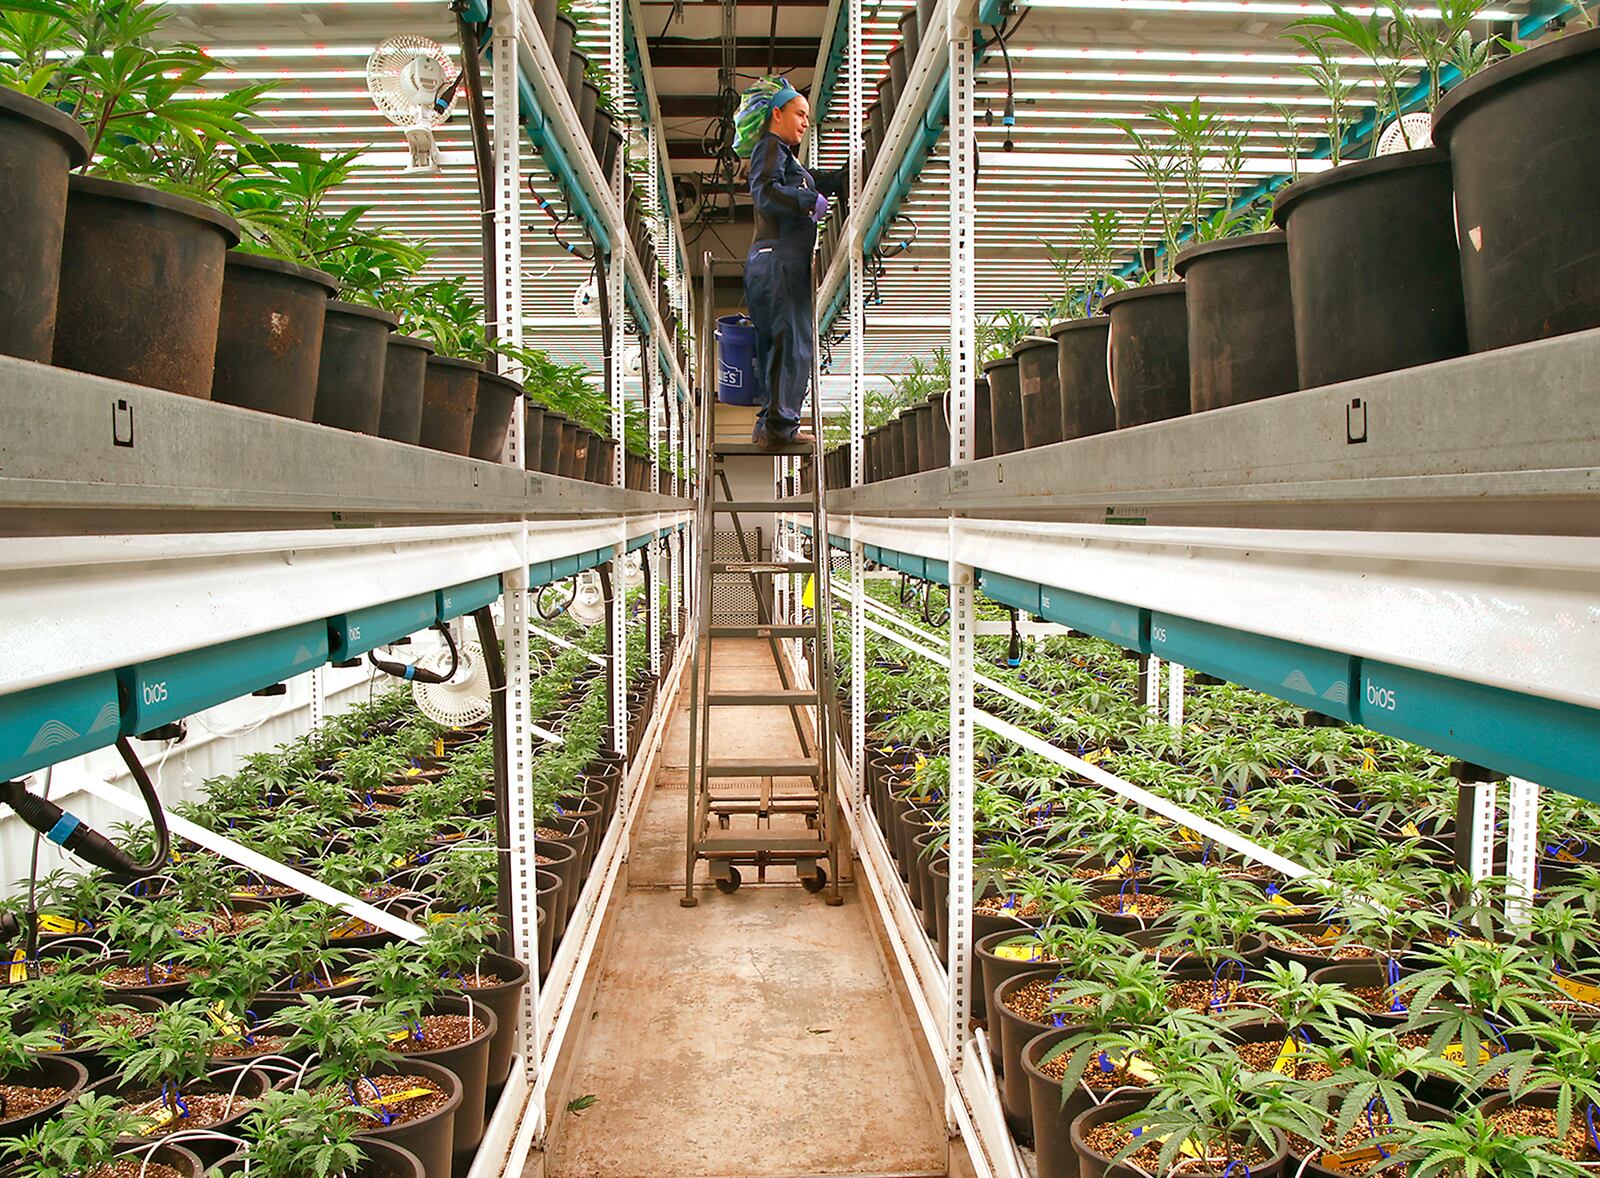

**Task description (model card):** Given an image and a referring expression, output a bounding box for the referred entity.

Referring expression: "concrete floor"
[541,640,948,1178]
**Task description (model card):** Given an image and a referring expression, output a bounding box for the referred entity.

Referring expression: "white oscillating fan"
[367,35,459,174]
[573,275,599,316]
[1377,112,1433,155]
[411,638,492,727]
[622,550,645,588]
[567,572,607,627]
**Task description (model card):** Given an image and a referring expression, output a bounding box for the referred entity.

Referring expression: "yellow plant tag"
[1322,1146,1387,1172]
[428,911,463,923]
[1316,924,1345,945]
[206,1002,247,1039]
[35,914,87,935]
[1361,748,1378,772]
[434,737,445,758]
[1402,821,1422,838]
[367,1087,433,1108]
[327,916,369,939]
[404,766,422,777]
[993,944,1043,962]
[8,949,27,984]
[1101,1048,1159,1083]
[1082,748,1106,765]
[1555,974,1600,1004]
[1442,1042,1493,1066]
[1236,803,1252,816]
[1267,893,1301,911]
[1097,853,1135,880]
[1271,1036,1299,1075]
[133,1107,179,1135]
[1556,847,1580,863]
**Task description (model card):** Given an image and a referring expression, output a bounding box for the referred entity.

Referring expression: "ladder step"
[708,624,814,638]
[713,497,815,513]
[700,838,829,856]
[712,560,814,574]
[706,690,817,707]
[704,758,821,778]
[712,440,814,456]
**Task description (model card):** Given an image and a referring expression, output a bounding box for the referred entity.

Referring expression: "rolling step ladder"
[681,421,843,906]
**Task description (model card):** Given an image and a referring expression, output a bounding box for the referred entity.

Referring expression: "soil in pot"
[1016,335,1064,449]
[105,1067,269,1163]
[0,88,89,362]
[1432,27,1600,353]
[1273,149,1465,390]
[212,252,338,420]
[54,176,240,398]
[419,356,482,456]
[0,1054,88,1137]
[1173,233,1299,414]
[445,952,528,1087]
[314,301,399,434]
[1483,1089,1600,1167]
[1287,1097,1456,1178]
[1073,1098,1288,1178]
[1102,283,1190,430]
[1050,317,1115,441]
[983,355,1026,454]
[469,369,521,462]
[379,335,434,444]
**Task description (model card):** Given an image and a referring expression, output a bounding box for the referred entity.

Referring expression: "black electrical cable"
[0,736,171,886]
[368,623,461,685]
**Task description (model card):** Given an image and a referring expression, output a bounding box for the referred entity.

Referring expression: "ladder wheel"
[801,865,828,894]
[715,867,742,895]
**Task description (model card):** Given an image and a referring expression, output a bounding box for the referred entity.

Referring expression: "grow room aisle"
[540,639,952,1178]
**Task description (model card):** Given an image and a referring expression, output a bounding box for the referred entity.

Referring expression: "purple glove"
[810,192,830,223]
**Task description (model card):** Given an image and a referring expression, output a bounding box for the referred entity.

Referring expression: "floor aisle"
[541,640,949,1178]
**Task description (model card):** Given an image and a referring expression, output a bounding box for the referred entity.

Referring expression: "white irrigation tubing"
[835,583,1046,717]
[528,622,609,668]
[76,778,423,941]
[974,710,1311,881]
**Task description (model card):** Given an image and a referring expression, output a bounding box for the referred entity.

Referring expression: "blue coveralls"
[745,132,846,442]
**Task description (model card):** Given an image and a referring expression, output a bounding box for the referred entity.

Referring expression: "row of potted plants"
[827,6,1599,481]
[830,573,1600,1177]
[0,603,661,1178]
[0,0,666,485]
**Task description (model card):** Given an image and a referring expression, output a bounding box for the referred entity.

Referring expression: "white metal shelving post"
[493,0,524,466]
[848,0,867,821]
[608,0,630,762]
[944,0,977,1126]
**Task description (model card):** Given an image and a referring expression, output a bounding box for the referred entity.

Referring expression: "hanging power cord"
[528,177,594,260]
[368,623,461,685]
[454,2,500,349]
[0,736,172,897]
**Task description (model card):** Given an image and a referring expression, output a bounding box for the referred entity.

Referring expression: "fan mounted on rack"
[367,35,460,174]
[1376,112,1433,155]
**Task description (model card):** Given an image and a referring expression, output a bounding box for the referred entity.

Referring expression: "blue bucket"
[715,315,761,406]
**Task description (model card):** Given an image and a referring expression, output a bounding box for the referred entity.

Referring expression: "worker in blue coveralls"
[737,77,847,452]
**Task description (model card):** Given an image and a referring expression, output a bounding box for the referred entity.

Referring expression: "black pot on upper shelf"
[523,400,547,471]
[899,7,921,67]
[1015,334,1063,449]
[212,252,339,421]
[314,301,399,435]
[1273,148,1466,390]
[470,369,521,462]
[983,354,1026,454]
[590,106,613,171]
[919,391,950,470]
[1173,232,1299,414]
[54,176,240,398]
[889,35,910,97]
[0,1054,88,1137]
[0,87,88,362]
[1433,27,1600,354]
[532,0,557,37]
[882,46,904,113]
[1102,282,1189,429]
[564,48,587,109]
[578,81,600,151]
[419,355,482,456]
[540,409,569,473]
[1049,316,1115,440]
[972,375,994,460]
[379,334,433,444]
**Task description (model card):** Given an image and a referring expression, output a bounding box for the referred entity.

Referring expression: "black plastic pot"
[564,48,587,109]
[602,123,625,178]
[587,436,615,484]
[578,81,600,151]
[976,930,1059,1074]
[470,369,521,462]
[1433,27,1600,353]
[522,401,547,471]
[380,334,433,444]
[0,1053,88,1137]
[350,1058,462,1178]
[972,377,994,460]
[916,393,950,470]
[103,1065,270,1165]
[1173,232,1299,414]
[563,422,587,480]
[533,0,557,36]
[983,355,1025,454]
[591,107,614,171]
[212,252,338,420]
[217,1138,422,1178]
[314,301,399,434]
[419,356,482,456]
[1015,335,1064,449]
[456,952,529,1088]
[888,41,909,100]
[55,175,240,398]
[898,409,922,474]
[1273,149,1465,389]
[1102,283,1189,429]
[1022,1028,1148,1178]
[540,409,569,473]
[1308,960,1410,1029]
[0,88,88,362]
[899,8,921,69]
[1049,317,1114,441]
[396,995,496,1166]
[994,968,1063,1141]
